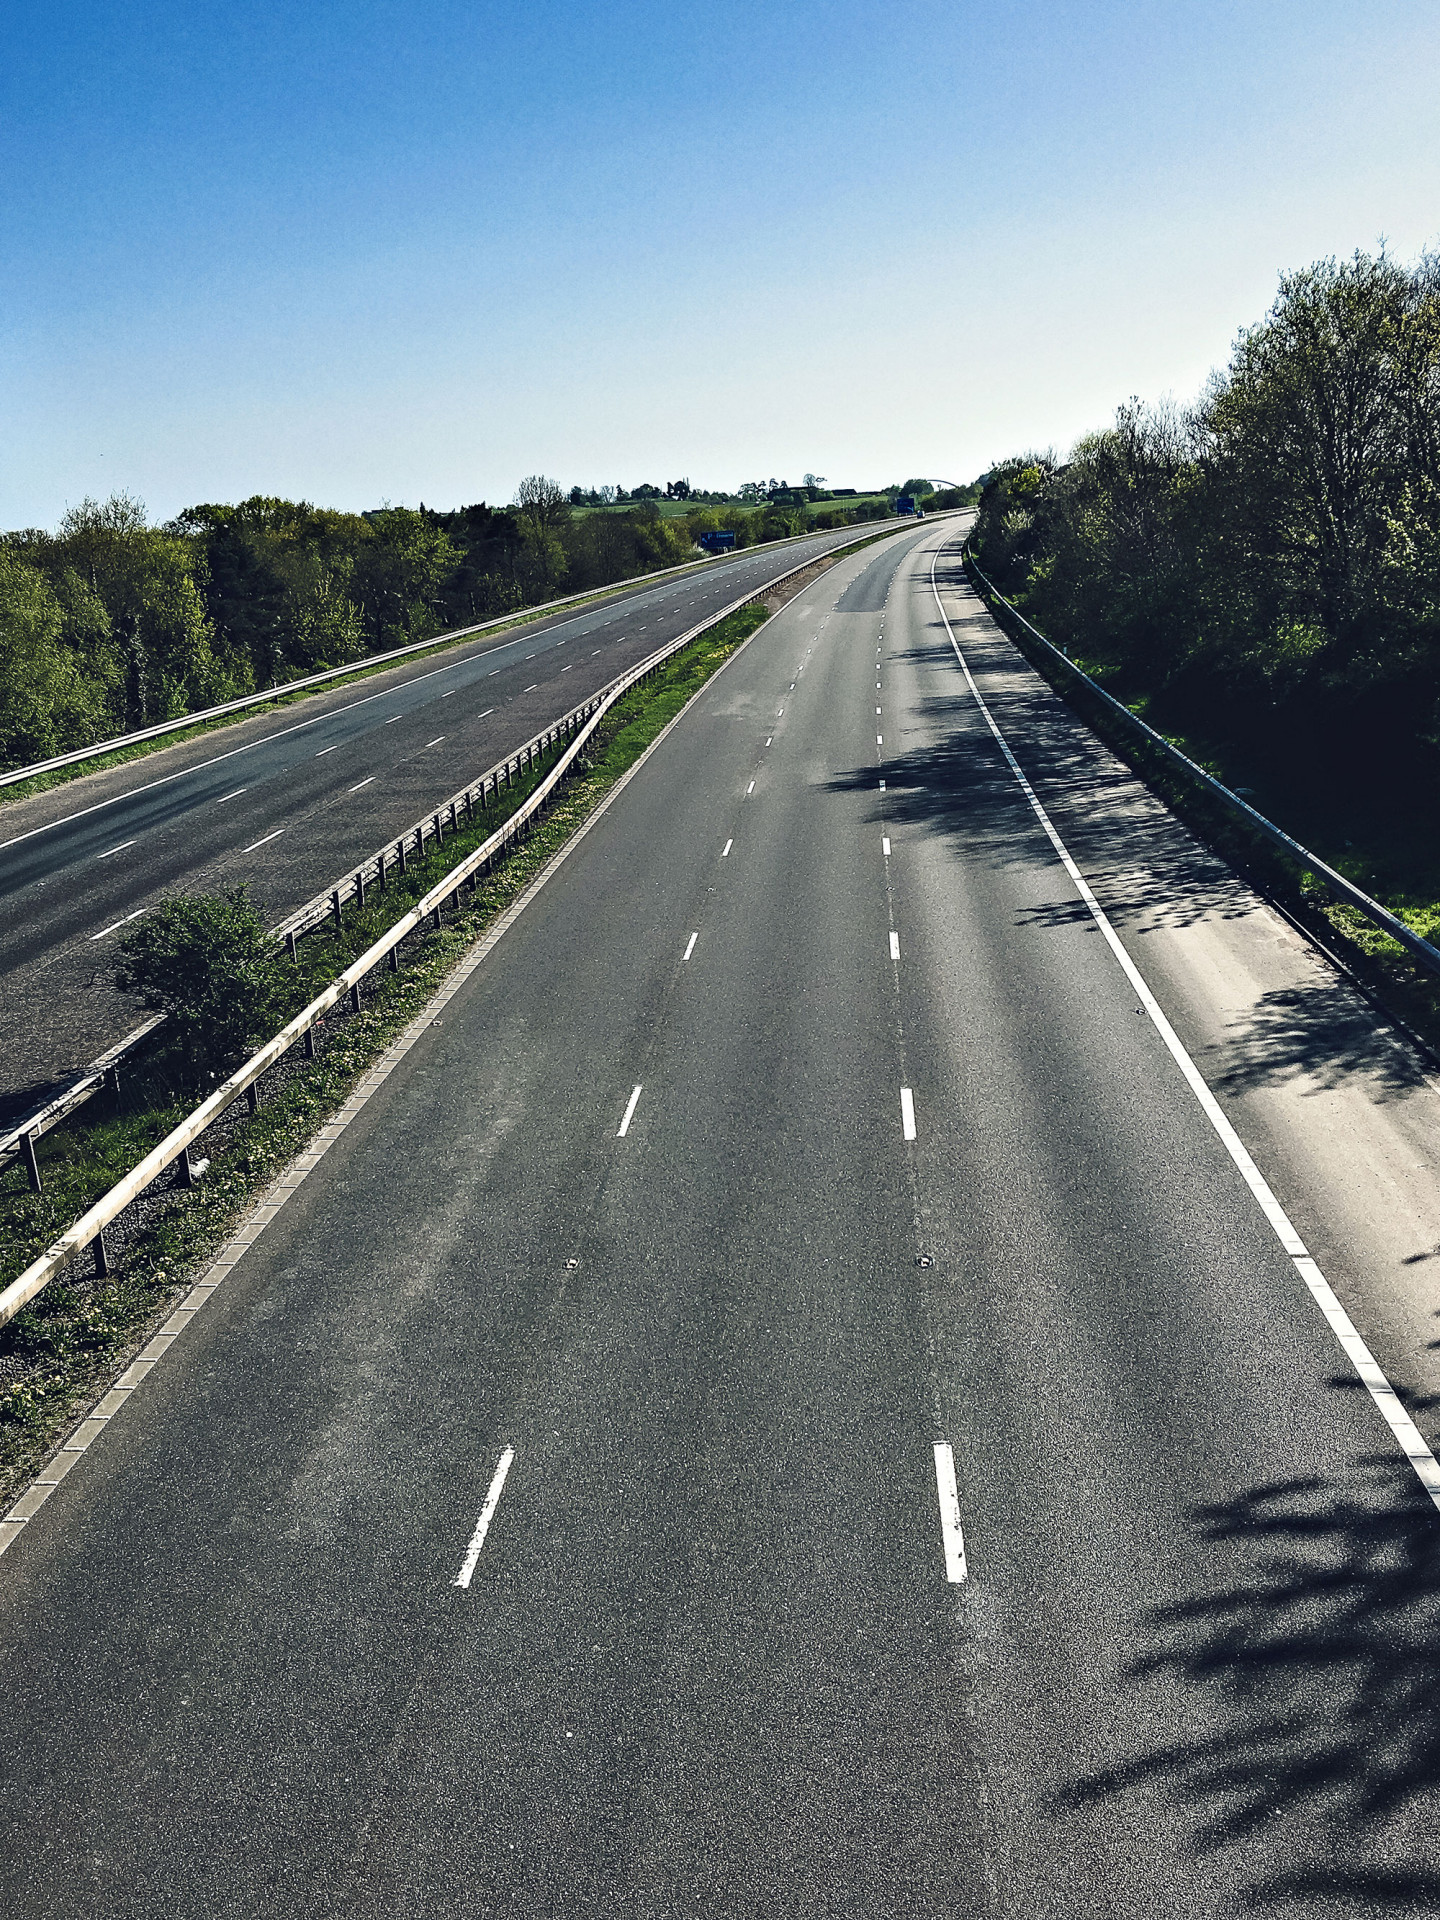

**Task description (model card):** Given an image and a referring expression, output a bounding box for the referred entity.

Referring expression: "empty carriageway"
[4,518,1438,1916]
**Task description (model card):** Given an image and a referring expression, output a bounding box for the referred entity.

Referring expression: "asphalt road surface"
[2,520,1438,1915]
[0,521,900,1119]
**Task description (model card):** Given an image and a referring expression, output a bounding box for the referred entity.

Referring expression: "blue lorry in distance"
[698,530,737,553]
[896,495,918,516]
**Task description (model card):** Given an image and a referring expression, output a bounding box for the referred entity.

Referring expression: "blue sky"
[3,0,1438,525]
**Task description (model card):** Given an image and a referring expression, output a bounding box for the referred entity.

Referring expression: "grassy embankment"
[966,563,1440,1047]
[0,602,770,1506]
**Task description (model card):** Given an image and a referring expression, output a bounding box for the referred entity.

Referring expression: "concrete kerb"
[0,513,876,1561]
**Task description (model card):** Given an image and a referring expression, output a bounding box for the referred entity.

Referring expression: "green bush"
[113,887,289,1077]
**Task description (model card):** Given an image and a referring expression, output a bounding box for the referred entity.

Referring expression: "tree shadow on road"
[1057,1462,1440,1910]
[831,634,1431,1099]
[1204,984,1431,1103]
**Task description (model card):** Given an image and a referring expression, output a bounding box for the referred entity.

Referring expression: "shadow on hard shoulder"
[1057,1464,1440,1911]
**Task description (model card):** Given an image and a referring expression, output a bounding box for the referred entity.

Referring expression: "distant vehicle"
[896,495,917,516]
[698,530,737,553]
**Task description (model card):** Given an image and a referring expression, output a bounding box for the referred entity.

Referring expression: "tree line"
[968,249,1440,846]
[0,471,959,771]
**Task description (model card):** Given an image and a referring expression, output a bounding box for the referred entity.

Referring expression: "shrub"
[113,887,288,1076]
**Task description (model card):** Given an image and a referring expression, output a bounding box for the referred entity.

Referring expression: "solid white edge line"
[99,840,135,858]
[215,787,247,802]
[454,1446,515,1588]
[683,932,698,961]
[901,1087,917,1140]
[930,546,1440,1512]
[934,1442,968,1583]
[618,1084,643,1137]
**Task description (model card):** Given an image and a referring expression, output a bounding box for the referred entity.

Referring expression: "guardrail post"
[398,837,407,876]
[94,1229,109,1278]
[448,802,457,832]
[331,889,342,928]
[355,870,365,909]
[180,1151,195,1189]
[106,1064,122,1105]
[434,812,443,848]
[246,1084,258,1116]
[388,944,399,973]
[349,983,361,1013]
[22,1131,41,1194]
[431,905,442,930]
[287,930,298,963]
[304,1026,316,1060]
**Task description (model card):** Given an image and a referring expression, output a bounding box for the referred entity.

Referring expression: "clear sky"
[3,0,1438,527]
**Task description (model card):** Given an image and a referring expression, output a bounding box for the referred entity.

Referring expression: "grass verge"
[965,560,1440,1054]
[0,602,770,1506]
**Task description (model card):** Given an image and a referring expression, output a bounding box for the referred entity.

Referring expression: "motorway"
[0,521,889,1121]
[3,520,1440,1913]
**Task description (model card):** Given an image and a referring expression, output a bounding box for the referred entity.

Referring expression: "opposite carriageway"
[0,516,924,1114]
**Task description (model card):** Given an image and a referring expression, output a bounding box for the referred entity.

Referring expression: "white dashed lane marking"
[454,1447,516,1589]
[617,1085,643,1137]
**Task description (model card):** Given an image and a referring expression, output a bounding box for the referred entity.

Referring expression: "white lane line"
[386,715,402,722]
[900,1087,917,1140]
[442,689,457,698]
[348,777,375,792]
[933,1443,968,1583]
[777,707,784,717]
[562,665,572,672]
[523,684,538,692]
[722,839,733,857]
[876,706,882,714]
[890,931,901,961]
[879,779,886,790]
[883,836,891,856]
[766,737,773,747]
[244,828,285,853]
[683,932,698,961]
[98,840,135,859]
[618,1085,643,1137]
[929,549,1440,1512]
[877,734,884,746]
[746,780,755,795]
[216,787,248,803]
[425,736,445,747]
[489,668,502,675]
[454,1447,516,1588]
[88,908,146,942]
[479,708,494,718]
[315,745,340,757]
